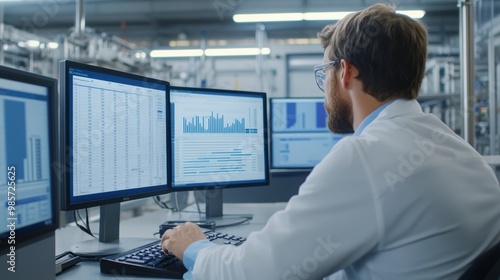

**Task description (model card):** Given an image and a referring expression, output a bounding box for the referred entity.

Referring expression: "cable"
[213,217,251,229]
[153,195,177,211]
[84,208,91,236]
[73,209,95,238]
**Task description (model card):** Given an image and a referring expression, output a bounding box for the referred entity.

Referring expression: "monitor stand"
[70,203,156,257]
[174,189,253,228]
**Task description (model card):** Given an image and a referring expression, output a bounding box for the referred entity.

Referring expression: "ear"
[339,59,359,89]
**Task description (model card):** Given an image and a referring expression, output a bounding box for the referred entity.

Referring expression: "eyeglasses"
[314,59,340,92]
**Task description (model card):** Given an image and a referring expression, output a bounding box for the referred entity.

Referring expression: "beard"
[324,74,354,134]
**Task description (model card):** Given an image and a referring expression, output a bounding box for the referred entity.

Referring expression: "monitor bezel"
[59,60,172,211]
[169,86,270,192]
[269,96,333,170]
[0,65,59,251]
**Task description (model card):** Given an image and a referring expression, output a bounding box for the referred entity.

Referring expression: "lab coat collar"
[354,99,422,136]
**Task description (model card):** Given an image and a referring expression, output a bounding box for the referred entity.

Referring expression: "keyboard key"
[101,229,246,278]
[125,258,148,264]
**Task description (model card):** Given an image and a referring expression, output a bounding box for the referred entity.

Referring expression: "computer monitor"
[59,60,170,256]
[169,86,269,226]
[0,65,59,251]
[270,97,344,169]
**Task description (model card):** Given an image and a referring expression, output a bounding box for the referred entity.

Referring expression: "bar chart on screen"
[170,92,265,186]
[0,76,53,230]
[272,100,328,132]
[182,111,257,134]
[270,98,345,169]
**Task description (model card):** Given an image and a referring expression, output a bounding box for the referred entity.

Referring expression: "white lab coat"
[191,99,500,280]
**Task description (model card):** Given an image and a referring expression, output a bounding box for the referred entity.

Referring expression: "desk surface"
[56,203,286,279]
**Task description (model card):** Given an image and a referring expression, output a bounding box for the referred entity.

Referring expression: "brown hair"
[318,3,428,101]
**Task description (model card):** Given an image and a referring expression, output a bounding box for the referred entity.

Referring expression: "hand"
[161,222,207,261]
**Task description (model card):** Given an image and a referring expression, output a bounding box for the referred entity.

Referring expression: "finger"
[185,222,201,231]
[161,239,169,255]
[161,229,174,244]
[184,221,196,228]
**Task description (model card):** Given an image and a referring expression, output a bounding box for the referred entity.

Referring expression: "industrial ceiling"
[0,0,462,48]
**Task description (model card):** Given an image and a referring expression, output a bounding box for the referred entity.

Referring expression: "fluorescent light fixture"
[260,48,271,55]
[26,40,40,48]
[47,42,59,49]
[234,13,303,23]
[150,49,203,58]
[234,9,425,22]
[304,12,353,21]
[397,10,426,18]
[150,48,271,58]
[205,48,271,56]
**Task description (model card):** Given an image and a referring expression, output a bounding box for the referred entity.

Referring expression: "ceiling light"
[47,42,59,49]
[204,48,270,56]
[260,48,271,55]
[304,12,353,21]
[150,48,271,58]
[397,10,426,18]
[233,9,425,23]
[234,13,303,23]
[150,49,203,58]
[26,40,40,48]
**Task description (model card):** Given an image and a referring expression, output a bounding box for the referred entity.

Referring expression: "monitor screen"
[59,60,170,210]
[0,65,58,250]
[170,86,269,190]
[270,98,344,169]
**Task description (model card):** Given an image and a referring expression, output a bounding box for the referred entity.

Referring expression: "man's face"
[323,50,354,134]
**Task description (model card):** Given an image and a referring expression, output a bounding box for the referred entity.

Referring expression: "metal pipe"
[458,0,475,147]
[63,36,69,59]
[75,0,86,38]
[256,23,265,92]
[200,36,206,87]
[0,5,4,65]
[496,63,500,154]
[29,52,33,72]
[488,28,496,154]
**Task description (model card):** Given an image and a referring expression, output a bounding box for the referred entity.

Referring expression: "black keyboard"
[100,229,246,278]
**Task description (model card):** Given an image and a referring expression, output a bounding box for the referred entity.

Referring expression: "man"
[162,3,500,279]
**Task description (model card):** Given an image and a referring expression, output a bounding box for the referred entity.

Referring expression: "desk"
[55,203,286,279]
